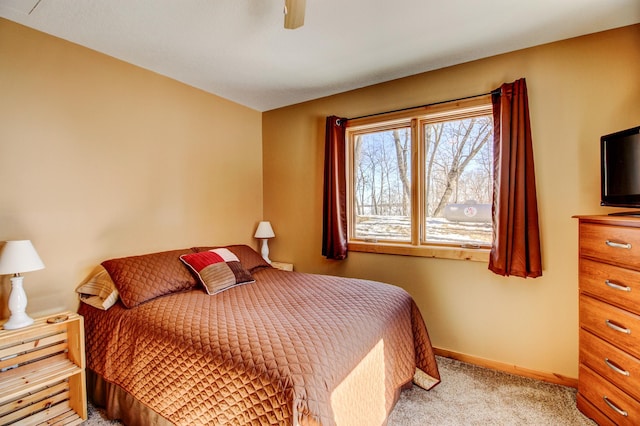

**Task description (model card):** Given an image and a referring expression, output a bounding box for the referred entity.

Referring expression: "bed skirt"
[88,369,174,426]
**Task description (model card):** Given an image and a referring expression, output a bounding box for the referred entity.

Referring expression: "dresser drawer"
[580,258,640,315]
[580,223,640,268]
[580,295,640,359]
[580,329,640,401]
[579,364,640,426]
[577,393,617,426]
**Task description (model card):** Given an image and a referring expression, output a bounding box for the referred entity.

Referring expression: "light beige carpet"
[85,356,596,425]
[388,356,595,425]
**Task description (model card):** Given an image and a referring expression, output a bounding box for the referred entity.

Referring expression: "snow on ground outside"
[355,216,492,245]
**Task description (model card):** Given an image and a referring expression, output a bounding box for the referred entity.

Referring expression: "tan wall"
[0,19,264,318]
[263,25,640,378]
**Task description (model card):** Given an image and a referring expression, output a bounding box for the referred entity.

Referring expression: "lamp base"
[260,238,272,264]
[3,276,34,330]
[3,312,34,330]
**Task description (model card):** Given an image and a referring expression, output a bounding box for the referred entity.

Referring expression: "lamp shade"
[0,240,45,275]
[254,221,275,239]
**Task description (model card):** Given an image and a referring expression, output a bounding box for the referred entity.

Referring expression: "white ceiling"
[1,0,639,111]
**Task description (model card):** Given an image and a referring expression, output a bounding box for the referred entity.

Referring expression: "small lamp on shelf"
[0,240,45,330]
[254,221,275,264]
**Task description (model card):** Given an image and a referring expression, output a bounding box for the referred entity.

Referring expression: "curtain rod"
[343,88,501,123]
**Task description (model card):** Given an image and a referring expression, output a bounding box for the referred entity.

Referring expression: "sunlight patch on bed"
[331,339,386,425]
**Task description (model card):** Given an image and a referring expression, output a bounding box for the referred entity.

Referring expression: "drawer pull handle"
[604,358,630,376]
[603,396,628,417]
[605,240,632,249]
[606,319,631,334]
[605,280,632,292]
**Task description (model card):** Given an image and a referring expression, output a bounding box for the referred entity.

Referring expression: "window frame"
[345,96,493,262]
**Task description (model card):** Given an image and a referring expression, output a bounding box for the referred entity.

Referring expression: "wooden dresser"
[576,215,640,425]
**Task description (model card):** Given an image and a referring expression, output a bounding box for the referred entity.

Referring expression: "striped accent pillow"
[180,248,255,295]
[76,265,119,310]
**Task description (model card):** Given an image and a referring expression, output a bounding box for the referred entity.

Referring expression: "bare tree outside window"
[424,116,493,245]
[353,127,412,241]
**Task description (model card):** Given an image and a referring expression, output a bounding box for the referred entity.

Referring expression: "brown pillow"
[102,248,197,308]
[191,244,271,273]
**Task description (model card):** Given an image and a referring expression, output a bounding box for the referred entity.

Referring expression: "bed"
[77,244,440,425]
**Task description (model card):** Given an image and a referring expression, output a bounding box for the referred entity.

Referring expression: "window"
[346,97,493,260]
[351,125,413,242]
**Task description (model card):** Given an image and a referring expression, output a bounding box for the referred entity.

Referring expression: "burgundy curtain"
[489,79,542,278]
[322,116,348,260]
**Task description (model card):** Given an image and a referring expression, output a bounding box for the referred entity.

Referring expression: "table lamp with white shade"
[0,240,45,329]
[254,221,275,264]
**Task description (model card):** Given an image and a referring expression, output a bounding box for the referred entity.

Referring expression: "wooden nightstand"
[0,311,87,425]
[271,261,294,271]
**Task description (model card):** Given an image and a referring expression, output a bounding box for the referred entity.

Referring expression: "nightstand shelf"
[0,312,86,425]
[271,261,293,271]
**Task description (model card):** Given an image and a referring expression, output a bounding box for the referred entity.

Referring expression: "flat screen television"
[601,125,640,211]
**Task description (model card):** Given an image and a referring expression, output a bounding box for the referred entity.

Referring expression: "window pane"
[353,127,412,242]
[423,116,493,246]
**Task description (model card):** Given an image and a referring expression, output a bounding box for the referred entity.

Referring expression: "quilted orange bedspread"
[80,268,440,425]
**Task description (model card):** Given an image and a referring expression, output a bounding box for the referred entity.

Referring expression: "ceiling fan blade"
[284,0,306,29]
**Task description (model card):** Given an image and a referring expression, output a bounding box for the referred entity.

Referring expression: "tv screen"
[601,125,640,208]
